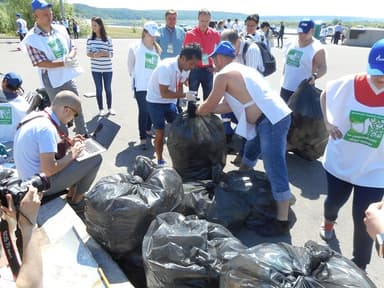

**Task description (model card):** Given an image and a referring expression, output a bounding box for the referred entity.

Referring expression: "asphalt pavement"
[2,36,382,286]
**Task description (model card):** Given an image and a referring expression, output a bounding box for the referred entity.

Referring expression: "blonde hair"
[141,29,162,55]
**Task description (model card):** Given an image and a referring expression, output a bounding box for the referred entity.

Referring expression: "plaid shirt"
[26,24,75,66]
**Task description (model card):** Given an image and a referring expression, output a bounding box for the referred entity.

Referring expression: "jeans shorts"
[147,102,178,130]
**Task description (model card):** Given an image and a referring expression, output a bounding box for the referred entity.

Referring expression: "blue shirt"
[157,26,185,59]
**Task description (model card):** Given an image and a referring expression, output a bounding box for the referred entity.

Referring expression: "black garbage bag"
[133,155,157,180]
[209,170,296,231]
[116,248,147,288]
[85,163,184,255]
[176,181,215,218]
[287,79,329,161]
[143,212,247,288]
[220,240,377,288]
[167,111,226,182]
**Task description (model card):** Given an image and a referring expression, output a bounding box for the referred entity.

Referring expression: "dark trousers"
[92,71,113,110]
[188,67,213,100]
[277,34,284,47]
[134,90,152,140]
[280,87,294,103]
[323,171,384,269]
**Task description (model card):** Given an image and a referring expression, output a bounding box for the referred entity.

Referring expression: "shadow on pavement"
[115,142,155,173]
[231,226,292,247]
[286,153,327,200]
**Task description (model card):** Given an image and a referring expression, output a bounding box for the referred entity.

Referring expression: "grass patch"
[106,26,141,38]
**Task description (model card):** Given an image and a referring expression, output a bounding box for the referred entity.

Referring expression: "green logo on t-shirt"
[145,53,158,69]
[286,49,303,68]
[344,110,384,148]
[0,106,12,125]
[48,37,67,59]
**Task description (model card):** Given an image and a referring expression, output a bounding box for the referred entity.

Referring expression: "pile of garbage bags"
[143,213,377,288]
[287,79,329,161]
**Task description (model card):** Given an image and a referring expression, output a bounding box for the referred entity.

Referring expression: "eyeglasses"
[65,106,79,117]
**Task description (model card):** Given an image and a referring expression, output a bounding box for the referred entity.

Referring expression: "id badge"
[202,54,209,65]
[167,44,174,54]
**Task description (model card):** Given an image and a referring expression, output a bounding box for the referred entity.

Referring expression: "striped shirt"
[86,37,113,72]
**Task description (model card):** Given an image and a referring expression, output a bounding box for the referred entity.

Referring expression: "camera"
[0,174,50,208]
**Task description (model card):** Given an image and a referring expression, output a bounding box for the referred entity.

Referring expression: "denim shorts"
[147,102,178,130]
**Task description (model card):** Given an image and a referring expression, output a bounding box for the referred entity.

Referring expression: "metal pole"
[59,0,65,19]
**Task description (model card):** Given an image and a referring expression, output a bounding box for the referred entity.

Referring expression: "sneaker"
[108,108,116,115]
[247,218,290,236]
[157,159,166,166]
[98,109,105,117]
[319,221,335,241]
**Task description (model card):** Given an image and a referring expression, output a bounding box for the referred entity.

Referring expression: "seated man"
[13,90,102,213]
[0,72,29,142]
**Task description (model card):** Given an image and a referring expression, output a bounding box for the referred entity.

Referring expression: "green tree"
[2,0,73,34]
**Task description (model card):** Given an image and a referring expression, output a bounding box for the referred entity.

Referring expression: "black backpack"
[242,39,276,77]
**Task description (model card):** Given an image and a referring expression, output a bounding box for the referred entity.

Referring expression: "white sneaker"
[108,108,116,115]
[98,110,105,116]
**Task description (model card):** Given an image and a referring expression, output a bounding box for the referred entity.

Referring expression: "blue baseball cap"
[16,13,21,17]
[31,0,52,12]
[367,38,384,76]
[3,72,23,89]
[209,41,235,58]
[297,19,314,33]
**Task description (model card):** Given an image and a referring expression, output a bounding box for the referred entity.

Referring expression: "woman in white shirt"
[128,21,161,149]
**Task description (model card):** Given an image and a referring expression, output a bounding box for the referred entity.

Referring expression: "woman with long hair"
[87,16,115,116]
[128,21,161,149]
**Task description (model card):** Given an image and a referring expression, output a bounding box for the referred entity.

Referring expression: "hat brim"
[367,64,384,76]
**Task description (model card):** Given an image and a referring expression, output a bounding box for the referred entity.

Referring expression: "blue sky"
[67,0,382,18]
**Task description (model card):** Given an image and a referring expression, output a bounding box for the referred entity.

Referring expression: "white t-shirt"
[146,56,189,104]
[13,111,59,180]
[219,62,291,140]
[323,74,384,187]
[0,93,29,142]
[282,39,324,92]
[127,41,159,91]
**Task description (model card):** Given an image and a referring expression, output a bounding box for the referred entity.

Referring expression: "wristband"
[312,73,318,80]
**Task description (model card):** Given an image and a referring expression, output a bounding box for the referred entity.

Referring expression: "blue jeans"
[323,171,384,269]
[188,67,213,100]
[242,115,291,202]
[92,71,113,110]
[134,90,152,140]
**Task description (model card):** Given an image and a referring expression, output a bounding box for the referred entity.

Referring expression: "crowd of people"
[1,0,384,285]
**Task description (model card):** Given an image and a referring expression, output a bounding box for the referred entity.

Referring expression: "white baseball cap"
[144,21,160,37]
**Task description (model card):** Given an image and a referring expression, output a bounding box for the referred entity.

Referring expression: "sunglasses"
[65,106,79,117]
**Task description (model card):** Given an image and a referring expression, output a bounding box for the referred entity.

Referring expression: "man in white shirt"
[146,43,202,165]
[0,72,29,142]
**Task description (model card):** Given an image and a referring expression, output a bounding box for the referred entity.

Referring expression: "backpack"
[242,39,276,77]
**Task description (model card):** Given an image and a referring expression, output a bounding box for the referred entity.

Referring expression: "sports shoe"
[108,108,116,115]
[98,109,105,117]
[319,221,335,241]
[157,159,166,166]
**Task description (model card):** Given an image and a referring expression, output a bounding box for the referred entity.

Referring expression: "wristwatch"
[375,233,384,258]
[312,72,318,80]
